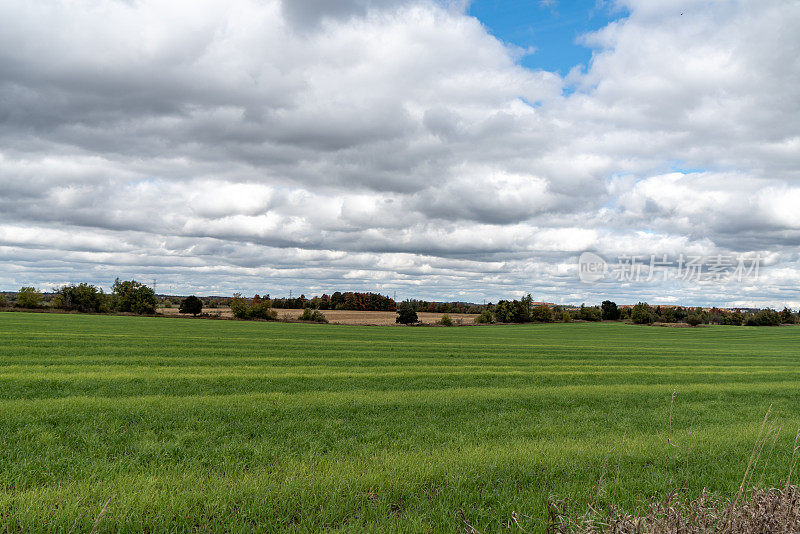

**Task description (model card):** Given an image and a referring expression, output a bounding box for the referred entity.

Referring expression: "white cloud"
[0,0,798,305]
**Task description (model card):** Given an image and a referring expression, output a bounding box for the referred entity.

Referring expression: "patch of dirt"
[157,307,478,326]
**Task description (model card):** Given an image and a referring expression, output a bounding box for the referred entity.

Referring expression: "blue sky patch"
[468,0,628,73]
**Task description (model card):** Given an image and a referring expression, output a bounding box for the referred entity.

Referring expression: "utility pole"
[152,279,157,294]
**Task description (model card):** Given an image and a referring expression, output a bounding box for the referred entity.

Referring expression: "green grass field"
[2,312,800,532]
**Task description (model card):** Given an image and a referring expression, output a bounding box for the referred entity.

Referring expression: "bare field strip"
[158,306,478,325]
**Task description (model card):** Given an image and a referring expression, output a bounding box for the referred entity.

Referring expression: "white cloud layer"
[0,0,799,306]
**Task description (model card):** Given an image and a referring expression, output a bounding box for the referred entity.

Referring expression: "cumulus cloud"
[0,0,798,306]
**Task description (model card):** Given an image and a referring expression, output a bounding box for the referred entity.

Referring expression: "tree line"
[626,302,792,326]
[1,284,796,327]
[395,296,797,327]
[1,280,158,315]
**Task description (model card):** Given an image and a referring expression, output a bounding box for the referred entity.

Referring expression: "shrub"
[439,313,453,326]
[16,287,43,309]
[396,301,418,324]
[112,279,157,315]
[54,283,106,313]
[299,308,328,323]
[230,293,277,320]
[474,309,494,324]
[630,302,654,324]
[249,301,278,320]
[179,296,203,316]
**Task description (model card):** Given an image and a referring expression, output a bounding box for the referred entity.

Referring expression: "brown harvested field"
[157,306,478,325]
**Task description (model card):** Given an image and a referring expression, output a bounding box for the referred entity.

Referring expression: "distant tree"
[16,287,43,309]
[230,293,249,319]
[601,300,621,321]
[780,307,795,324]
[112,278,157,315]
[576,304,602,321]
[396,301,418,324]
[474,309,494,324]
[229,293,277,320]
[686,314,703,326]
[530,304,553,323]
[439,313,454,326]
[494,299,530,323]
[722,311,745,326]
[179,295,203,316]
[745,309,782,326]
[0,293,7,308]
[249,301,277,320]
[630,302,654,324]
[55,283,106,313]
[662,306,679,323]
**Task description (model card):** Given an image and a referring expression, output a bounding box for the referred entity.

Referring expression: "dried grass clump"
[547,485,800,533]
[546,401,800,534]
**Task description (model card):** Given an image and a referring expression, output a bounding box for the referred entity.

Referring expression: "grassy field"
[2,312,800,532]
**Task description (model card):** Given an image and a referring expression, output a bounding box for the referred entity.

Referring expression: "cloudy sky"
[1,0,799,306]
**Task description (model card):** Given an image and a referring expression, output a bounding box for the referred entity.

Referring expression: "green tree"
[530,304,553,322]
[0,293,7,307]
[780,307,795,324]
[54,283,106,313]
[630,302,654,324]
[601,300,621,320]
[249,300,277,320]
[474,309,494,324]
[686,314,703,326]
[577,304,602,321]
[230,293,249,319]
[745,309,781,326]
[396,301,418,324]
[229,293,277,320]
[439,313,453,326]
[16,287,43,309]
[494,299,530,323]
[179,295,203,316]
[112,278,157,315]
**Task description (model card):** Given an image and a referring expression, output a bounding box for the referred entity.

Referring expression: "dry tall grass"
[544,399,800,533]
[547,486,800,533]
